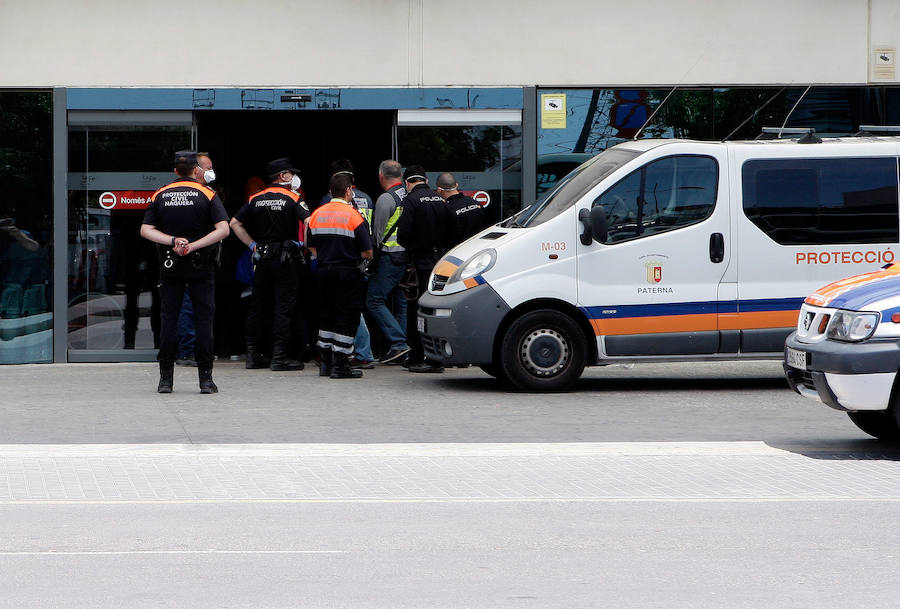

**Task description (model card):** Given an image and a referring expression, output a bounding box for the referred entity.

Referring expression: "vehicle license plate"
[417,316,426,334]
[786,347,808,370]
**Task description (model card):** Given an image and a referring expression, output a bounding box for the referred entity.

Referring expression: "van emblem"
[644,261,664,284]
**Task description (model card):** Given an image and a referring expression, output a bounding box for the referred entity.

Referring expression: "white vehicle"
[418,134,900,391]
[784,266,900,440]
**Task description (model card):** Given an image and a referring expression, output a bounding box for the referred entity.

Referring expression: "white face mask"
[290,174,302,192]
[203,169,216,184]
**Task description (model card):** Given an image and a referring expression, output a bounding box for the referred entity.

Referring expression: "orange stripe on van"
[718,310,799,330]
[590,313,718,336]
[588,310,799,337]
[434,260,460,277]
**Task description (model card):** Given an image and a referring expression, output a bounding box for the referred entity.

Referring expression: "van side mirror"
[579,206,608,245]
[590,205,608,243]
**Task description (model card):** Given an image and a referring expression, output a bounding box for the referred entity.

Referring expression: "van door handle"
[709,233,725,263]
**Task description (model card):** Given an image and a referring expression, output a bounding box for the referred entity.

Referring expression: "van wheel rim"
[520,329,568,377]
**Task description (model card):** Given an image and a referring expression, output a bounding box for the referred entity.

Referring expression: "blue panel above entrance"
[67,88,523,110]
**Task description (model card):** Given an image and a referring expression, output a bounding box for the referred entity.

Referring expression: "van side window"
[742,157,899,245]
[591,155,718,244]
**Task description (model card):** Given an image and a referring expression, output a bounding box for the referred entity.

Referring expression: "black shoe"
[331,353,363,379]
[331,367,363,379]
[318,348,333,377]
[199,367,218,394]
[379,347,411,365]
[158,364,174,393]
[271,359,304,371]
[409,362,444,373]
[176,358,198,367]
[348,356,375,369]
[245,354,270,369]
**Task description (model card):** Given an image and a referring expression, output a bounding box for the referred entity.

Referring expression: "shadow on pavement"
[766,438,900,461]
[434,375,790,394]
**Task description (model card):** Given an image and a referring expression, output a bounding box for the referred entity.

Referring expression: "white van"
[417,136,900,391]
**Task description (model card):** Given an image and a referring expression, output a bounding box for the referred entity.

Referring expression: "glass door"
[67,111,193,361]
[397,110,522,224]
[0,91,54,364]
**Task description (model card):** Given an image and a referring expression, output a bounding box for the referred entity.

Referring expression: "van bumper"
[418,284,511,365]
[783,331,900,411]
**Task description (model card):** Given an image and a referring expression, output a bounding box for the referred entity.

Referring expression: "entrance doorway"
[196,110,394,360]
[66,109,394,362]
[196,110,394,213]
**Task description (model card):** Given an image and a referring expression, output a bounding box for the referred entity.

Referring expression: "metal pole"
[521,86,537,210]
[52,88,68,363]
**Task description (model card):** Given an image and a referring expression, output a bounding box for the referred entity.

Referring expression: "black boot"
[330,352,363,379]
[318,348,333,377]
[199,365,218,394]
[157,363,174,393]
[271,347,304,371]
[245,348,270,369]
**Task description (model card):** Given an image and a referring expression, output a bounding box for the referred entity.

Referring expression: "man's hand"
[173,238,190,256]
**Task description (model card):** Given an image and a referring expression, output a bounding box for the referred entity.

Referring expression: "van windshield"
[508,147,643,228]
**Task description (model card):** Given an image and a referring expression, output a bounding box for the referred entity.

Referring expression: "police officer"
[305,172,373,379]
[230,158,310,371]
[396,165,450,373]
[140,150,230,394]
[435,172,490,248]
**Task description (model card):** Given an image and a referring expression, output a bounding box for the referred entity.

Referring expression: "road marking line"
[0,442,792,457]
[1,496,900,505]
[0,550,346,556]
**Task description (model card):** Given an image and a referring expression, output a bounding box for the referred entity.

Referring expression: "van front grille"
[431,274,449,291]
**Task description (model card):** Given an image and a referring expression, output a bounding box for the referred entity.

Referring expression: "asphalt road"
[1,361,899,608]
[0,360,886,450]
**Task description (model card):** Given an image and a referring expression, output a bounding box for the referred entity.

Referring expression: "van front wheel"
[500,310,586,392]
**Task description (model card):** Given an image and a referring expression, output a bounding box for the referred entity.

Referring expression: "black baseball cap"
[403,164,427,183]
[174,150,198,166]
[267,158,300,177]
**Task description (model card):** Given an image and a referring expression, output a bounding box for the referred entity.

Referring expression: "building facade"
[1,0,899,363]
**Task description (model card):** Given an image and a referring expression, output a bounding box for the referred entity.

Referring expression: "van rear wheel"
[499,309,586,392]
[847,410,900,441]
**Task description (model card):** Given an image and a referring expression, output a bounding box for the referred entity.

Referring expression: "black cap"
[403,164,427,183]
[174,150,198,166]
[267,158,300,177]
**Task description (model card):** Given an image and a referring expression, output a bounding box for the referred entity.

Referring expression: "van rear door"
[575,144,732,357]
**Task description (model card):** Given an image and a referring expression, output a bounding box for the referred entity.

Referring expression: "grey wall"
[0,0,895,87]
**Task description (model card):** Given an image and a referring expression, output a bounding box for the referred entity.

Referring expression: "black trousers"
[159,271,215,368]
[405,264,434,365]
[316,265,364,355]
[245,257,299,357]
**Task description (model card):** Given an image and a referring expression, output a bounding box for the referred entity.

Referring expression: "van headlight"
[826,310,879,342]
[449,249,497,284]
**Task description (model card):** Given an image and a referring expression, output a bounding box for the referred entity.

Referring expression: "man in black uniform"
[230,158,310,371]
[435,172,490,248]
[396,165,450,373]
[140,150,230,394]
